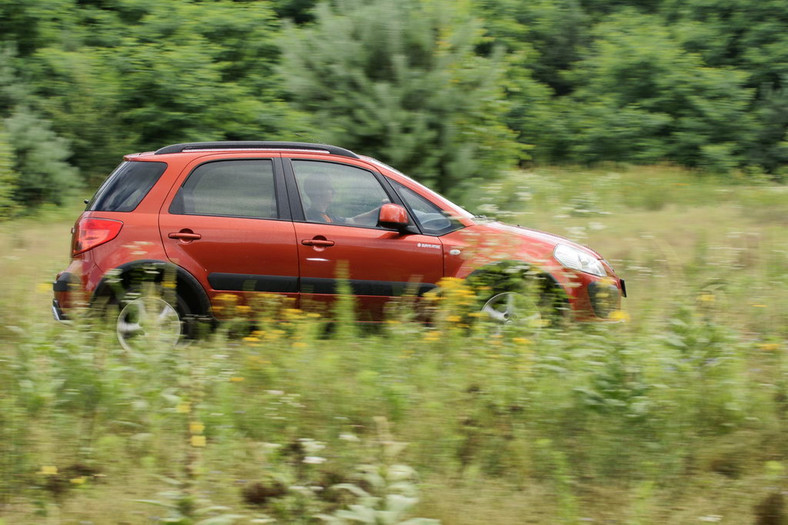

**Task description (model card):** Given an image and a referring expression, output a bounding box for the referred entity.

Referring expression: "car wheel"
[474,269,569,332]
[480,289,543,330]
[115,289,188,352]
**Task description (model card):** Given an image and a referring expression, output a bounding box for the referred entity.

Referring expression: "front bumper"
[587,279,625,319]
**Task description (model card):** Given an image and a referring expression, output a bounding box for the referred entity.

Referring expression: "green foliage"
[553,12,755,170]
[475,0,589,96]
[0,0,79,57]
[0,0,309,192]
[279,0,521,197]
[27,47,134,187]
[2,107,80,207]
[75,1,301,162]
[477,0,787,175]
[272,0,319,24]
[0,126,18,217]
[316,419,440,525]
[0,0,786,209]
[0,45,80,211]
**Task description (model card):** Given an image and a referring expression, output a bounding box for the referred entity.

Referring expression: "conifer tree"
[3,108,80,206]
[280,0,520,196]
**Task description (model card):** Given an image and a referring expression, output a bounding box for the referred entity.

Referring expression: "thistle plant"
[316,418,439,525]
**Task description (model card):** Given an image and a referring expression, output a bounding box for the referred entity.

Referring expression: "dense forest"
[0,0,786,214]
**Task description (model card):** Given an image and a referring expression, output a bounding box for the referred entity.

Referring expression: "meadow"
[0,166,786,524]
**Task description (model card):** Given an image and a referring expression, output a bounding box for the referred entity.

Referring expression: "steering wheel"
[419,214,451,232]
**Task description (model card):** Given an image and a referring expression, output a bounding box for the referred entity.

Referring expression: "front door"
[289,159,444,319]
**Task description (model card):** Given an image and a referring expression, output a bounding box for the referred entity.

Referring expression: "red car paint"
[53,142,625,339]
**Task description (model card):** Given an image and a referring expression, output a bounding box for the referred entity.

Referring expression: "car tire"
[114,286,190,352]
[474,272,568,332]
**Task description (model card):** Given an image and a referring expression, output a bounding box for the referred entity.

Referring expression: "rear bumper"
[52,271,76,322]
[51,298,68,322]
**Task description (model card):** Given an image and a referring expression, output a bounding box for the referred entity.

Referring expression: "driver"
[303,176,339,224]
[303,176,388,226]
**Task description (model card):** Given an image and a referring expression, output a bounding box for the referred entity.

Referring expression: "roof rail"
[154,141,359,158]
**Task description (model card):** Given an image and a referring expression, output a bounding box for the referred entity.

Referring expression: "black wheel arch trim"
[465,260,566,295]
[92,260,211,316]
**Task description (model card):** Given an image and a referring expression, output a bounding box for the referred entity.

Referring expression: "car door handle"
[168,230,202,241]
[301,238,335,247]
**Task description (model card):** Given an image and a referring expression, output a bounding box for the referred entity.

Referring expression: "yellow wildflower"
[176,402,191,414]
[215,293,238,306]
[422,331,441,342]
[70,477,86,485]
[284,308,303,319]
[264,330,285,341]
[191,435,206,448]
[189,421,205,435]
[230,376,245,382]
[759,343,780,352]
[39,466,58,476]
[609,310,631,322]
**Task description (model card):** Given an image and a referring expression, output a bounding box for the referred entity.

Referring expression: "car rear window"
[86,161,167,212]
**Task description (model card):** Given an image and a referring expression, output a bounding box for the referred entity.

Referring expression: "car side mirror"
[378,203,410,232]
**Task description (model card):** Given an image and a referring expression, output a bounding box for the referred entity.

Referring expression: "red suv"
[53,142,625,349]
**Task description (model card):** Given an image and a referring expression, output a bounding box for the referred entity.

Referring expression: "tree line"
[0,0,785,214]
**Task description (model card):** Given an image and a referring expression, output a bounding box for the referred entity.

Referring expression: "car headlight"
[554,244,606,277]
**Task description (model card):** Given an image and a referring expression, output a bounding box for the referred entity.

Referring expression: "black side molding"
[301,277,436,297]
[208,273,299,293]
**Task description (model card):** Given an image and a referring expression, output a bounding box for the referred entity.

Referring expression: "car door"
[159,157,300,308]
[287,158,444,318]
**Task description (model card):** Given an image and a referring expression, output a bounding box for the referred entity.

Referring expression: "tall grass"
[0,167,786,524]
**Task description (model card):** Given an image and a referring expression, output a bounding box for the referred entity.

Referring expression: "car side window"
[390,180,461,235]
[292,160,390,228]
[170,160,277,219]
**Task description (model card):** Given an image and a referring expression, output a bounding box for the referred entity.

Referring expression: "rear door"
[159,157,300,307]
[287,158,444,318]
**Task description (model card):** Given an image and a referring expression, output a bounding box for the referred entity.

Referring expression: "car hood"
[479,219,604,260]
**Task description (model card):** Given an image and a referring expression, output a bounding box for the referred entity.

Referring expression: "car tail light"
[72,217,123,256]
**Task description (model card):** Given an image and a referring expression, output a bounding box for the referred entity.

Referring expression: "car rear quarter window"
[87,161,167,212]
[169,159,277,219]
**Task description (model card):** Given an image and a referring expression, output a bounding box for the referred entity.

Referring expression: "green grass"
[0,168,786,524]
